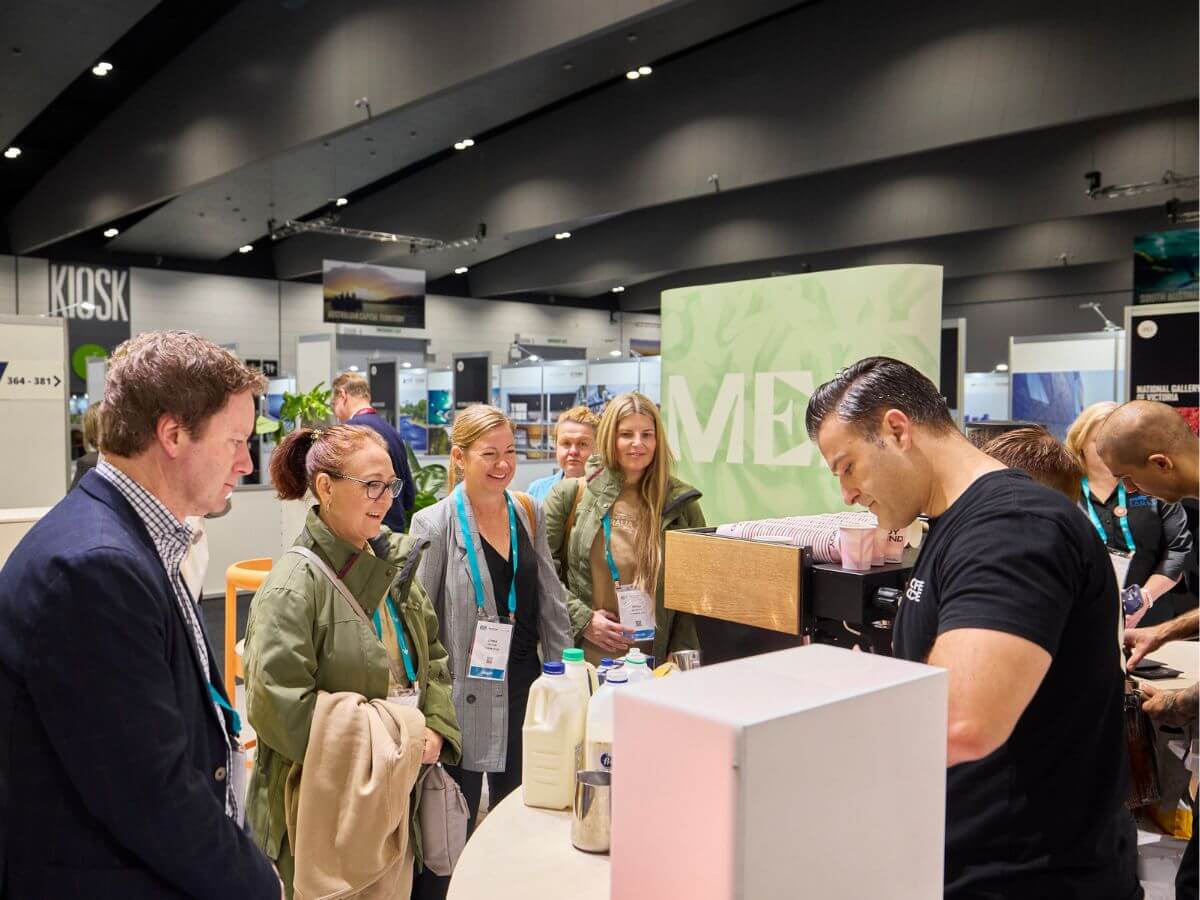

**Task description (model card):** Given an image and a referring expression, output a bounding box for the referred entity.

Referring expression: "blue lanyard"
[1081,478,1136,554]
[454,485,519,617]
[373,594,418,684]
[207,684,241,737]
[601,513,621,585]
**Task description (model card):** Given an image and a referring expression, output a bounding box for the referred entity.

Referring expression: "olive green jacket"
[243,508,461,880]
[543,465,704,663]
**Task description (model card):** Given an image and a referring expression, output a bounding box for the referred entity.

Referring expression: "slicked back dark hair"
[805,356,955,442]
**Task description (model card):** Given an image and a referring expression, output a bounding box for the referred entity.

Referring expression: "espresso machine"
[663,528,917,664]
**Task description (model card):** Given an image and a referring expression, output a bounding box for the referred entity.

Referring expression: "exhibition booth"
[0,262,1196,899]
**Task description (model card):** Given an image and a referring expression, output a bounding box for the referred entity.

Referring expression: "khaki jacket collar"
[297,506,400,615]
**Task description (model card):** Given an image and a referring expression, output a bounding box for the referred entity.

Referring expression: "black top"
[481,517,542,695]
[894,470,1139,900]
[1081,483,1193,626]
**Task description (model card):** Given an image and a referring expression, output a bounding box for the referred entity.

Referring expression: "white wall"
[132,268,281,363]
[0,255,661,377]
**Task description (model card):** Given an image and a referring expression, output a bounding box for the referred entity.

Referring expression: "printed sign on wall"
[1129,303,1199,434]
[49,262,131,394]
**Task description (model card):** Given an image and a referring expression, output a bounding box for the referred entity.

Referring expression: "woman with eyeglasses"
[410,405,571,846]
[242,425,462,899]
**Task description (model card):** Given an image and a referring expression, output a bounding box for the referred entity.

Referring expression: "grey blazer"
[410,489,571,772]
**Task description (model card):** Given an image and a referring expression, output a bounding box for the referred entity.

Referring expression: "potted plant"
[256,382,333,438]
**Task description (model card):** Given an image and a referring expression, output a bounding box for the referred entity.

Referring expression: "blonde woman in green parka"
[242,425,461,900]
[544,392,703,665]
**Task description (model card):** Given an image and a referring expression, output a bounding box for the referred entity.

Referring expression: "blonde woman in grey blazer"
[410,406,571,843]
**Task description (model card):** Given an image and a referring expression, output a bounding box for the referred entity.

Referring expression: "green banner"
[661,265,943,525]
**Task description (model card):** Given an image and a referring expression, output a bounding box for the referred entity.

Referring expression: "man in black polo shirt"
[806,356,1141,900]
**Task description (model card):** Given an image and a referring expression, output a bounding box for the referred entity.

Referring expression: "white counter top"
[448,792,609,900]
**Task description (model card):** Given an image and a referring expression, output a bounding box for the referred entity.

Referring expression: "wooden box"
[664,528,810,635]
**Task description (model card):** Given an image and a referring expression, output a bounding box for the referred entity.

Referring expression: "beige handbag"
[418,763,469,876]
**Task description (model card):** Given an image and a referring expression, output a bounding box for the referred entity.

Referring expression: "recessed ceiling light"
[554,231,572,240]
[334,197,348,207]
[103,227,119,238]
[995,363,1010,373]
[92,61,113,76]
[453,138,476,150]
[349,365,360,372]
[609,349,623,357]
[528,355,540,362]
[625,70,640,80]
[3,146,20,159]
[238,244,254,254]
[402,362,412,369]
[638,65,652,76]
[611,285,625,293]
[454,266,469,275]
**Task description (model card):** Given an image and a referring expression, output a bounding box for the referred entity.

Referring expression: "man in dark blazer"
[0,332,281,899]
[332,370,417,530]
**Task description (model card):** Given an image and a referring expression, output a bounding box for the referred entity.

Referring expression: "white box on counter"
[611,645,947,899]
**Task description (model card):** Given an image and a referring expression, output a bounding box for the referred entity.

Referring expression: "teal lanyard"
[454,485,519,617]
[601,512,621,585]
[207,684,241,737]
[372,593,418,684]
[1081,478,1136,554]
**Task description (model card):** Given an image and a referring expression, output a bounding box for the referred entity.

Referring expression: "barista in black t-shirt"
[805,357,1141,900]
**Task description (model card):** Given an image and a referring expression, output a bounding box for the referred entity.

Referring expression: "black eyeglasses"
[330,473,403,500]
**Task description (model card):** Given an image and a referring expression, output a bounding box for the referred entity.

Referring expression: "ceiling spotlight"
[609,349,623,357]
[349,365,360,372]
[611,285,625,293]
[528,354,540,362]
[402,362,412,369]
[334,197,348,207]
[554,231,572,240]
[454,266,469,275]
[453,138,476,150]
[994,363,1010,373]
[637,65,652,76]
[3,146,21,159]
[103,227,119,238]
[91,61,113,76]
[238,244,254,254]
[625,70,640,80]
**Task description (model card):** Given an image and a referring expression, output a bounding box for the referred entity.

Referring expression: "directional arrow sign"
[0,360,68,401]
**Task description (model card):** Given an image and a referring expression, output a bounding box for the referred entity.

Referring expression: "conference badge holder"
[388,682,422,708]
[616,584,656,642]
[468,618,513,681]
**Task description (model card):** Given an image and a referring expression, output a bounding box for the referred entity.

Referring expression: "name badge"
[616,585,656,642]
[1108,550,1133,590]
[468,619,513,681]
[231,745,249,828]
[388,682,421,708]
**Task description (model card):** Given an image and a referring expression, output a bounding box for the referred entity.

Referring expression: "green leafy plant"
[406,442,447,518]
[256,382,334,437]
